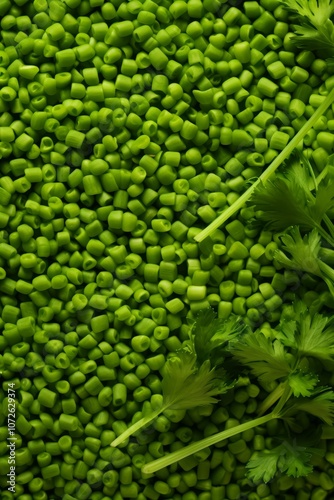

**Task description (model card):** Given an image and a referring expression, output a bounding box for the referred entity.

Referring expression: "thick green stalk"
[142,412,276,474]
[195,87,334,243]
[258,382,286,416]
[272,383,292,416]
[111,408,164,447]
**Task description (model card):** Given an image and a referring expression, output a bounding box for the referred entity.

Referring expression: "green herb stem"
[323,214,334,240]
[316,166,329,186]
[272,383,292,416]
[111,408,164,447]
[320,247,334,266]
[316,224,334,247]
[319,261,334,282]
[195,87,334,242]
[142,412,276,474]
[258,382,286,416]
[318,261,334,296]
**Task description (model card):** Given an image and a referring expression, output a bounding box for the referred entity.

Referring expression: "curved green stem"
[111,408,164,447]
[142,412,276,475]
[194,87,334,243]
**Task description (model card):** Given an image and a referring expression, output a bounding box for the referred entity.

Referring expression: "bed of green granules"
[1,0,334,498]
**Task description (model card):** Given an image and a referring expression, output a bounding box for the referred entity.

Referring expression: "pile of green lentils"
[1,0,334,498]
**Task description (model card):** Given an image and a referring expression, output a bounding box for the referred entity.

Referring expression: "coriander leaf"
[275,319,298,348]
[313,180,334,223]
[251,152,334,245]
[281,442,314,478]
[247,440,316,483]
[284,390,334,425]
[280,0,334,57]
[210,316,249,351]
[231,332,292,382]
[191,308,249,368]
[275,227,322,275]
[274,227,334,296]
[251,178,315,233]
[162,351,228,411]
[251,152,318,231]
[291,22,334,56]
[288,371,319,397]
[111,348,232,447]
[281,0,334,23]
[296,310,334,361]
[190,308,223,367]
[246,447,284,483]
[282,150,317,194]
[292,151,334,238]
[112,309,240,448]
[276,302,334,362]
[296,149,318,192]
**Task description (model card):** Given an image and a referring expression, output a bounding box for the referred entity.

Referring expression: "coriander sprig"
[250,152,334,247]
[195,0,334,243]
[194,87,334,242]
[274,227,334,297]
[143,303,334,479]
[280,0,334,57]
[110,350,225,448]
[244,151,334,296]
[111,309,237,448]
[246,440,321,483]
